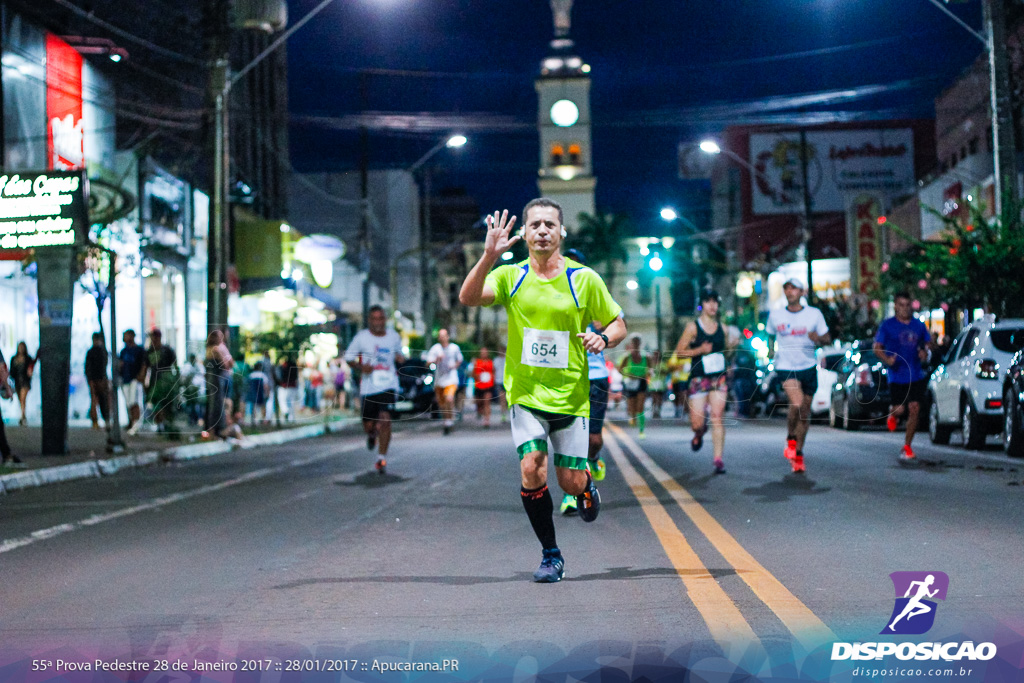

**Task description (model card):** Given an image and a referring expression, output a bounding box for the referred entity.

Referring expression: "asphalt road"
[1,412,1022,680]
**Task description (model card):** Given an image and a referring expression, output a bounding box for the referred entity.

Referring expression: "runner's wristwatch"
[598,332,609,348]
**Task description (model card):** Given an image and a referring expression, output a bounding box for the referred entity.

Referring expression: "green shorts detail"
[517,439,548,458]
[554,453,588,471]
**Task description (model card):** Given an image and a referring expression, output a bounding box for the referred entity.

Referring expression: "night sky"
[287,0,985,235]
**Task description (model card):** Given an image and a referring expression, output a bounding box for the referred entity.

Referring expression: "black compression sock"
[520,484,557,550]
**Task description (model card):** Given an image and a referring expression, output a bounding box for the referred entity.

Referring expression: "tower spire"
[550,0,573,38]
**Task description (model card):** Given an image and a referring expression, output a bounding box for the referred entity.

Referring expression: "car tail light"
[985,398,1003,410]
[976,359,999,380]
[856,363,873,386]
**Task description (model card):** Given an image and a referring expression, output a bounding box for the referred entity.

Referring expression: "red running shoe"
[899,445,915,462]
[887,414,898,432]
[790,454,805,473]
[784,439,798,461]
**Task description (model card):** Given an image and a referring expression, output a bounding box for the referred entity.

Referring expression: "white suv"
[928,315,1024,449]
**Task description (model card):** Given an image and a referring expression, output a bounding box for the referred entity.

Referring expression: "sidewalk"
[0,411,363,495]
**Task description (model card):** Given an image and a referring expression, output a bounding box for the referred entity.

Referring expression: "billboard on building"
[140,158,190,253]
[750,129,915,215]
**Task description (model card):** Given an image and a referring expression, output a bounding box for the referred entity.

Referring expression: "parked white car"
[928,315,1024,449]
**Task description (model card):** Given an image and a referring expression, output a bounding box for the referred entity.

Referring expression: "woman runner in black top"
[671,290,735,474]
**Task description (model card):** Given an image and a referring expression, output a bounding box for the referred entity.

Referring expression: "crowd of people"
[0,325,370,464]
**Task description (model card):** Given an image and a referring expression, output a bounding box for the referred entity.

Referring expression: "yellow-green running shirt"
[485,258,622,417]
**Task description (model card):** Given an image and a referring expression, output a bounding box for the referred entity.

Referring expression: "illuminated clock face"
[550,99,579,127]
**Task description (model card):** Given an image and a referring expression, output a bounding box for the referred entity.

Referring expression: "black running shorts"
[778,366,818,397]
[889,379,927,407]
[361,390,399,421]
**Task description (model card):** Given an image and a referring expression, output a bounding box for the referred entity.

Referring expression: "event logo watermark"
[832,571,997,664]
[882,571,948,635]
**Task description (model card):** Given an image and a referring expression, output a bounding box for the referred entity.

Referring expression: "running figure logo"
[881,571,949,635]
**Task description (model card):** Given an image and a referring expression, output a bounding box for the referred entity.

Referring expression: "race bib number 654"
[521,328,570,369]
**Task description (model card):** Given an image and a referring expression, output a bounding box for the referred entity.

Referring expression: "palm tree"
[571,211,631,292]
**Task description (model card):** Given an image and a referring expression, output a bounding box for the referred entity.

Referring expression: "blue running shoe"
[576,475,601,522]
[533,548,565,583]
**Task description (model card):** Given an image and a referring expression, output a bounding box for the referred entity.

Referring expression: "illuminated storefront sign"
[846,193,885,295]
[46,34,85,170]
[0,170,88,250]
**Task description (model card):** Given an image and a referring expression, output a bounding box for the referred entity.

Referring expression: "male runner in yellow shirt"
[459,198,626,582]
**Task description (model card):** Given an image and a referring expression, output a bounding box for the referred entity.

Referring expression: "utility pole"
[360,72,371,324]
[421,166,433,345]
[984,0,1019,214]
[106,250,124,453]
[206,0,231,332]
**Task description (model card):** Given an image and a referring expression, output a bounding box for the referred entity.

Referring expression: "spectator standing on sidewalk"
[247,352,273,426]
[229,341,249,426]
[309,362,324,413]
[119,330,146,434]
[85,332,112,430]
[180,354,201,426]
[874,291,931,463]
[143,329,179,433]
[204,330,234,438]
[276,355,299,421]
[10,341,34,426]
[0,348,25,466]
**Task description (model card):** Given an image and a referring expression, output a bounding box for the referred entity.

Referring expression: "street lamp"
[659,207,678,222]
[700,136,815,302]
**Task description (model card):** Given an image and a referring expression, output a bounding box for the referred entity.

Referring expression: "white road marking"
[0,443,360,555]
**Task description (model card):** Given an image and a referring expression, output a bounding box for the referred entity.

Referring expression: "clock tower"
[535,0,595,233]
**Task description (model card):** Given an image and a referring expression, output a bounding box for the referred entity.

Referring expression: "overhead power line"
[49,0,206,66]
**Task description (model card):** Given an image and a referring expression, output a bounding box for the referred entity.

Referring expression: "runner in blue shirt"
[874,291,931,463]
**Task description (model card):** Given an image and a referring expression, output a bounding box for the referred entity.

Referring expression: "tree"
[570,212,631,292]
[883,199,1024,320]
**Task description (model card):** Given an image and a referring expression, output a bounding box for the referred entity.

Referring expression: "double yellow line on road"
[604,424,835,655]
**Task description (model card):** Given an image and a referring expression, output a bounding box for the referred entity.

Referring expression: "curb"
[0,418,361,495]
